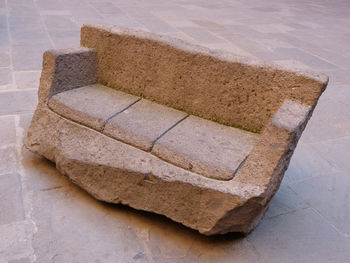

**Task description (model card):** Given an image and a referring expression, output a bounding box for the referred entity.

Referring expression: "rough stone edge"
[38,47,97,106]
[82,24,329,85]
[24,105,267,235]
[272,100,311,132]
[213,99,318,235]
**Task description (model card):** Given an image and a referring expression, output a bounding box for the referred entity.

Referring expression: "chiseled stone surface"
[104,98,188,151]
[152,115,259,180]
[81,24,326,133]
[272,100,311,132]
[25,106,264,236]
[24,24,327,237]
[48,84,140,131]
[2,1,350,262]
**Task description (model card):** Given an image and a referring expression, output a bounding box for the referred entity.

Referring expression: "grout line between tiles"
[101,97,142,131]
[149,114,189,151]
[232,155,248,178]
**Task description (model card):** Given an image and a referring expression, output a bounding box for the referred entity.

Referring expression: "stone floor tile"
[20,144,68,193]
[8,15,42,30]
[25,166,261,263]
[0,173,24,225]
[12,43,52,70]
[14,71,41,89]
[10,27,51,45]
[0,90,37,115]
[47,29,80,49]
[311,136,350,172]
[0,29,9,47]
[7,0,35,7]
[35,0,66,11]
[300,97,350,143]
[0,83,18,91]
[250,24,294,34]
[0,115,16,146]
[266,33,323,55]
[136,16,178,34]
[272,59,311,70]
[90,1,125,15]
[204,42,254,58]
[152,115,259,180]
[265,185,308,218]
[248,209,350,263]
[69,7,104,20]
[290,171,350,236]
[104,98,188,151]
[43,15,79,31]
[274,47,338,70]
[17,113,71,193]
[0,68,12,86]
[222,24,268,40]
[39,10,72,16]
[0,14,6,29]
[28,181,148,263]
[190,19,226,34]
[0,146,17,176]
[148,230,260,263]
[178,26,224,44]
[323,69,350,85]
[0,220,34,262]
[8,4,38,17]
[219,32,269,54]
[48,0,83,9]
[307,48,350,70]
[18,112,32,132]
[8,257,31,263]
[101,13,144,31]
[0,51,10,67]
[283,142,339,185]
[48,84,140,131]
[322,85,350,106]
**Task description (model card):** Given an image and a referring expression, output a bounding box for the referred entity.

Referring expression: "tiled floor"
[1,0,350,262]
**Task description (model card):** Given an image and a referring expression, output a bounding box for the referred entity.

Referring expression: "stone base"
[25,106,269,235]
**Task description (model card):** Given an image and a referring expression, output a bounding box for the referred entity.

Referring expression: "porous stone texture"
[26,106,265,235]
[48,84,140,131]
[24,25,328,235]
[81,24,327,133]
[152,115,259,180]
[49,85,259,180]
[272,100,311,132]
[104,99,188,151]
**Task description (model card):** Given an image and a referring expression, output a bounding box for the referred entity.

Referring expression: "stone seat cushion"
[48,84,140,131]
[48,84,259,181]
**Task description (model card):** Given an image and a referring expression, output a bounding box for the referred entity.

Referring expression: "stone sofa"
[25,24,328,235]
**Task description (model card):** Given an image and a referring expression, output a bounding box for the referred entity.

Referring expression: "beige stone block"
[48,84,140,131]
[104,99,188,151]
[152,115,259,180]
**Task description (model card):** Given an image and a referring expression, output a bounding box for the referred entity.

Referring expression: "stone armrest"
[233,99,312,202]
[38,47,97,105]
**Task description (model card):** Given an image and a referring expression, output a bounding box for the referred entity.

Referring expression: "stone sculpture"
[25,24,328,235]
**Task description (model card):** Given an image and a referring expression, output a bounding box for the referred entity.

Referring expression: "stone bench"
[48,83,259,180]
[25,24,328,235]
